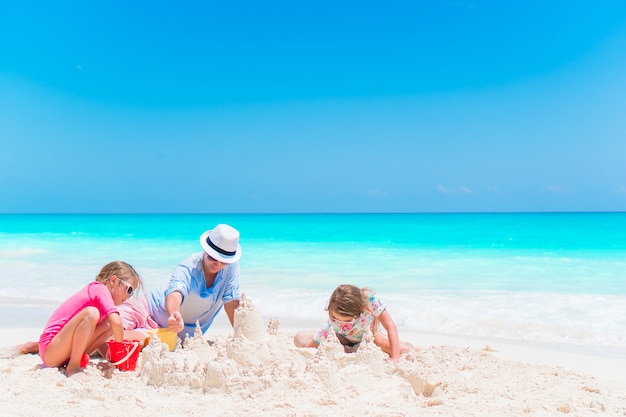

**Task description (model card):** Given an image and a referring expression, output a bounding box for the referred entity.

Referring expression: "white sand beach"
[1,298,625,417]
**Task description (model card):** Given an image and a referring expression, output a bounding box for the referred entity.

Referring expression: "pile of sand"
[139,294,436,401]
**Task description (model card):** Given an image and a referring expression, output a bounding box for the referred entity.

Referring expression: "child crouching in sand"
[37,261,142,378]
[294,284,413,363]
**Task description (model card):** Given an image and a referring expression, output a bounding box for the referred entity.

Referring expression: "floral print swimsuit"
[313,290,387,346]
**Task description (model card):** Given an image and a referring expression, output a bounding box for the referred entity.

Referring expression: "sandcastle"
[233,293,269,341]
[137,293,433,403]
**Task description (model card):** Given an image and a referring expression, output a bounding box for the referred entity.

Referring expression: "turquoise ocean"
[1,213,625,356]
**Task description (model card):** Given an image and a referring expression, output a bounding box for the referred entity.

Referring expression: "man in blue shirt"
[120,224,242,341]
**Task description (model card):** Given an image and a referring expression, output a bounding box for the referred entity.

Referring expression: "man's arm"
[223,299,240,326]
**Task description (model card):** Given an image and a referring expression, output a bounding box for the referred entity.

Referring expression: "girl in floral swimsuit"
[294,284,414,363]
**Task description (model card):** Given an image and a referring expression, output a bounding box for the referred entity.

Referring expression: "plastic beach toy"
[106,340,141,371]
[146,328,177,351]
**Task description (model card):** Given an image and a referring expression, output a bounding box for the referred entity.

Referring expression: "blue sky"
[1,1,626,213]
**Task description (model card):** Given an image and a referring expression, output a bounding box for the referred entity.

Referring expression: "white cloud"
[544,185,568,194]
[437,184,472,194]
[367,189,387,198]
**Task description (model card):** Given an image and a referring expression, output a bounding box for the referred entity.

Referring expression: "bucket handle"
[108,341,139,366]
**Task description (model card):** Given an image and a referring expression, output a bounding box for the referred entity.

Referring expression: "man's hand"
[167,311,184,332]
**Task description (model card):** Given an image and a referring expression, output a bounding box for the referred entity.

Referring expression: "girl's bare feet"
[17,341,39,355]
[66,369,90,382]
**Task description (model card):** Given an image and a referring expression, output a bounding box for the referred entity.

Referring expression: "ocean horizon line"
[1,210,625,216]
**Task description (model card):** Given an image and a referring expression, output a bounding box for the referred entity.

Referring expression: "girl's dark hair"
[327,284,373,318]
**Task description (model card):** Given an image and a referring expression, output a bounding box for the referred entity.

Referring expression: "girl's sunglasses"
[118,278,135,296]
[330,314,357,326]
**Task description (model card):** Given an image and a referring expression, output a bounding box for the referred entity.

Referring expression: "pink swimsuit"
[38,281,118,365]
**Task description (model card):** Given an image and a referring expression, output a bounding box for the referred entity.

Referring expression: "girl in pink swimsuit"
[38,261,142,378]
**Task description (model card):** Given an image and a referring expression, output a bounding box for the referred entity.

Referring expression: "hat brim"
[199,230,242,264]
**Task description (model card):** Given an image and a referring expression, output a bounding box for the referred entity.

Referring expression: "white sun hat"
[199,224,242,263]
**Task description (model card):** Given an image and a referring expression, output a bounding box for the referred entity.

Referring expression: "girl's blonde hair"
[95,261,143,293]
